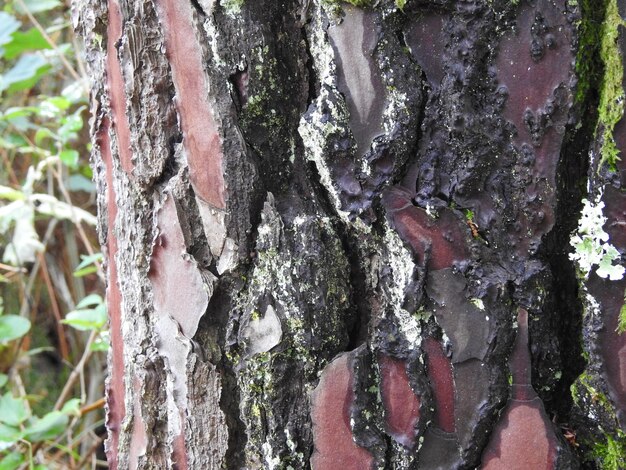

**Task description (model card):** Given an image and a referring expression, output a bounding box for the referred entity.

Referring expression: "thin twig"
[54,329,97,411]
[51,163,103,280]
[38,253,70,361]
[18,219,58,318]
[79,397,105,416]
[14,0,84,87]
[74,435,105,470]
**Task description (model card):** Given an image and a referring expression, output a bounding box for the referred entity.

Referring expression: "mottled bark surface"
[73,0,626,468]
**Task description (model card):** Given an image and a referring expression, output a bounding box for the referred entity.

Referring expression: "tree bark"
[72,0,626,468]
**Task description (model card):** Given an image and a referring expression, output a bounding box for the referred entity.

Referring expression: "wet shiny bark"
[74,0,625,468]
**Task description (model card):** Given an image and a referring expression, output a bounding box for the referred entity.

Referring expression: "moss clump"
[598,0,626,171]
[593,430,626,470]
[221,0,244,14]
[322,0,372,12]
[574,0,605,105]
[343,0,372,6]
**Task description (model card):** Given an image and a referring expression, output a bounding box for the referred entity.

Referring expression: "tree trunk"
[72,0,626,468]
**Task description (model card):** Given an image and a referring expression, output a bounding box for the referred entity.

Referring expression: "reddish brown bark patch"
[481,309,558,469]
[106,0,134,175]
[149,196,209,338]
[379,355,420,448]
[383,188,469,270]
[311,353,374,470]
[481,399,557,470]
[171,409,189,470]
[155,0,226,209]
[423,337,456,433]
[98,117,125,470]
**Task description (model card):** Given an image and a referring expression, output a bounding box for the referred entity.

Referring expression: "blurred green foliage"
[0,0,107,467]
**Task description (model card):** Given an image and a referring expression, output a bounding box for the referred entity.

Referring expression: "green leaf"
[58,108,84,141]
[0,12,20,48]
[14,0,62,14]
[0,374,7,388]
[62,304,106,331]
[1,106,37,121]
[73,253,102,277]
[2,28,51,60]
[0,451,25,470]
[75,293,103,309]
[34,126,56,146]
[0,315,30,343]
[90,331,110,352]
[0,54,50,93]
[72,265,97,277]
[23,411,68,442]
[59,149,78,167]
[62,80,86,104]
[0,423,21,444]
[0,393,29,426]
[61,398,81,417]
[43,96,71,111]
[67,174,95,193]
[0,185,24,201]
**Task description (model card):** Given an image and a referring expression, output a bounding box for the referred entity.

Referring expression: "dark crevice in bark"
[189,0,206,17]
[304,160,366,350]
[539,116,592,425]
[301,19,320,110]
[539,0,605,442]
[199,280,248,468]
[151,133,183,190]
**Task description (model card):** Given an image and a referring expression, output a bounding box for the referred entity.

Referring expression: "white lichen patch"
[261,441,281,470]
[570,193,625,280]
[382,221,421,347]
[297,10,352,222]
[240,305,283,355]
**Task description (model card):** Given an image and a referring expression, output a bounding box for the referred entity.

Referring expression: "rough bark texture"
[72,0,626,468]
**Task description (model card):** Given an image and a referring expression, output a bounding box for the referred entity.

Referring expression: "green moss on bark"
[598,0,626,171]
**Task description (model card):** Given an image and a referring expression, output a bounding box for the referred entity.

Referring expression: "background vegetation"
[0,0,107,468]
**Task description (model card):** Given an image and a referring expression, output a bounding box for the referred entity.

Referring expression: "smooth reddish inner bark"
[98,117,125,470]
[106,0,134,175]
[155,0,226,209]
[423,337,456,433]
[379,355,420,448]
[310,353,374,470]
[383,187,469,270]
[481,309,557,469]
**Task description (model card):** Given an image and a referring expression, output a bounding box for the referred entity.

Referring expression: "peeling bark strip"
[149,195,209,339]
[96,117,125,470]
[155,0,225,209]
[73,0,626,467]
[105,0,133,175]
